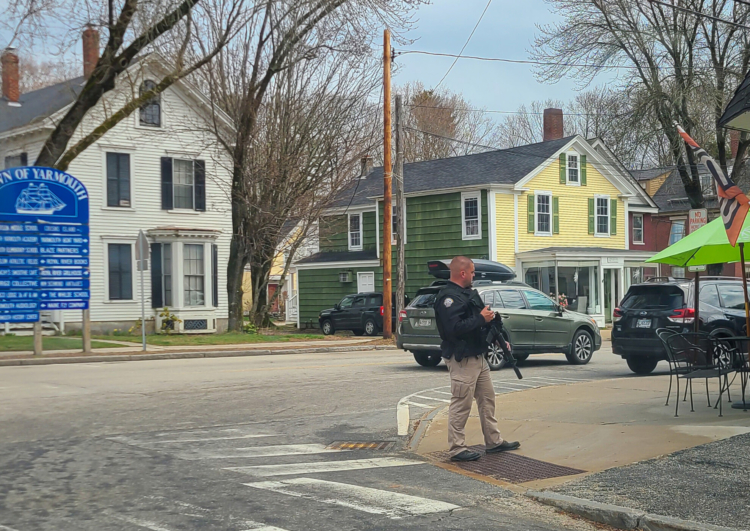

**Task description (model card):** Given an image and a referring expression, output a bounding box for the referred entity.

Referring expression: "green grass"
[0,336,127,352]
[89,332,325,347]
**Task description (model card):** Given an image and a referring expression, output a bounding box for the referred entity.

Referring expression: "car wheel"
[321,319,335,336]
[626,356,659,375]
[352,329,364,336]
[486,344,506,371]
[566,329,594,365]
[412,351,442,367]
[364,318,379,336]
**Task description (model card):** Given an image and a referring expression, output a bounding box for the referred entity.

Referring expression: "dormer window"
[139,80,161,127]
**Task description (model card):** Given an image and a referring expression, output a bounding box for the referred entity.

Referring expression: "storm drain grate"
[429,445,585,483]
[327,441,395,451]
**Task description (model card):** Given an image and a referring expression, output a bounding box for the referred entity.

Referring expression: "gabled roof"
[630,167,674,182]
[0,76,86,134]
[719,68,750,131]
[652,169,720,213]
[330,136,576,208]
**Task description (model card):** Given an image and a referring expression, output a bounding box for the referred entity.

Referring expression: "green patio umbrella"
[646,215,750,336]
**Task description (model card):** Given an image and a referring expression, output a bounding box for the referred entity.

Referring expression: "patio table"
[713,336,750,410]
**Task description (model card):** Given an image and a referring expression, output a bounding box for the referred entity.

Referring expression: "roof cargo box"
[427,259,516,282]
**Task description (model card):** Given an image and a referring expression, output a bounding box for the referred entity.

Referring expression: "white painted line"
[494,380,539,388]
[0,525,22,531]
[411,395,451,403]
[225,457,424,477]
[244,478,459,519]
[110,514,174,531]
[526,376,586,383]
[492,385,527,392]
[118,434,277,445]
[402,400,433,408]
[239,522,289,531]
[174,443,349,460]
[432,390,452,395]
[397,399,410,436]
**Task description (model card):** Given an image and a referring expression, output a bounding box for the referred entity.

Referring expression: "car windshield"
[621,286,685,310]
[409,292,437,308]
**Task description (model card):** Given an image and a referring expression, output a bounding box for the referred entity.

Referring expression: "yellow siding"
[494,193,516,266]
[517,160,626,253]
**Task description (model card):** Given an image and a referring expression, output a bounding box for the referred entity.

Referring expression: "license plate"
[636,319,651,328]
[418,318,432,327]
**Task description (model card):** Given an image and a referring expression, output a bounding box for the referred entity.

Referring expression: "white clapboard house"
[0,30,233,334]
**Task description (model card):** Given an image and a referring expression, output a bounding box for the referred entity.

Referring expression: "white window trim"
[100,149,136,211]
[534,191,553,237]
[632,213,644,245]
[595,194,611,237]
[566,151,580,186]
[348,212,363,251]
[134,80,165,131]
[461,191,482,240]
[182,242,207,308]
[102,238,138,304]
[172,158,197,212]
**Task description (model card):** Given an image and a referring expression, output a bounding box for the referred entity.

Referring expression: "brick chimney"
[730,129,740,159]
[82,25,100,78]
[1,48,19,103]
[360,156,373,179]
[543,108,564,142]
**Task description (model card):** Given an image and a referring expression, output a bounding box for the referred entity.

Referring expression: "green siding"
[298,191,491,325]
[298,267,382,326]
[319,215,348,252]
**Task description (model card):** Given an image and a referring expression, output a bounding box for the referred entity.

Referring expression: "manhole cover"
[429,445,585,483]
[328,441,395,451]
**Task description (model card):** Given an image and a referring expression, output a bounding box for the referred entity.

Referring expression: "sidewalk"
[414,375,750,530]
[0,337,393,366]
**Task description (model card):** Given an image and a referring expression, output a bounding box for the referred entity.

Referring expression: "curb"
[0,344,397,366]
[526,491,740,531]
[407,403,447,451]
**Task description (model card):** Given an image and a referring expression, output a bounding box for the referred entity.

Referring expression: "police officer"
[434,256,520,462]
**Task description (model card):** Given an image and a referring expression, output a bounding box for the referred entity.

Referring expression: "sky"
[393,0,607,112]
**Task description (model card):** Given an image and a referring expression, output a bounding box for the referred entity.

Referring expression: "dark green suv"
[397,281,602,370]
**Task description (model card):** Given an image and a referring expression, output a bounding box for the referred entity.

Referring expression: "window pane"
[163,243,172,306]
[718,285,746,310]
[465,219,479,236]
[464,198,478,219]
[183,244,205,306]
[139,80,161,127]
[700,285,721,307]
[499,290,527,309]
[339,296,354,309]
[557,265,597,314]
[669,221,685,245]
[480,290,495,307]
[596,197,609,234]
[537,195,551,233]
[522,290,557,311]
[349,214,361,248]
[633,215,643,243]
[4,155,23,169]
[108,243,132,300]
[568,155,578,182]
[173,160,194,209]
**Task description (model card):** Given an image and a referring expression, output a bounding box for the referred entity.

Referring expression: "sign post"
[136,230,149,352]
[688,208,708,234]
[0,166,90,353]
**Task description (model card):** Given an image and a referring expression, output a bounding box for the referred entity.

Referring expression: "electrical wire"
[434,0,493,90]
[404,103,636,118]
[648,0,750,30]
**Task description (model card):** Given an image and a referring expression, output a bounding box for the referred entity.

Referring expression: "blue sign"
[0,167,89,323]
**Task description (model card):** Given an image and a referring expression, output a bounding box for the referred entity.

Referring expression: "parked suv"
[612,276,747,374]
[397,261,602,370]
[318,292,398,336]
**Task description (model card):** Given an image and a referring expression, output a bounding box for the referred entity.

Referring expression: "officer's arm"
[439,298,485,336]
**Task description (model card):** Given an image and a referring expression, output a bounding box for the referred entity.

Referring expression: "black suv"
[318,292,398,336]
[612,276,748,374]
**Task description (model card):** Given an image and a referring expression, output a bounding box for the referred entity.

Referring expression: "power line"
[648,0,750,30]
[434,0,492,90]
[404,103,635,118]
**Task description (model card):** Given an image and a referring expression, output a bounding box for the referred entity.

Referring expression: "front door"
[357,272,375,293]
[521,289,571,349]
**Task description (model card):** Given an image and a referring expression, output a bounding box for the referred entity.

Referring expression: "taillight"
[668,307,695,323]
[613,307,623,320]
[399,310,407,322]
[380,306,384,316]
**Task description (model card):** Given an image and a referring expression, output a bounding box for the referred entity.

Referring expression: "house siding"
[297,266,381,326]
[518,159,627,253]
[494,193,515,266]
[319,215,348,252]
[0,74,232,332]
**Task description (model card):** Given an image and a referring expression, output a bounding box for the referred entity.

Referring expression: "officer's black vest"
[434,283,486,360]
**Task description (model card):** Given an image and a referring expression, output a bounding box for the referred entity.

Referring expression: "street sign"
[0,167,89,323]
[688,265,707,272]
[136,230,149,270]
[689,209,708,233]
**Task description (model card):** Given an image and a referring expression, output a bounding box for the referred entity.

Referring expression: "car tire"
[486,344,506,371]
[364,318,379,336]
[566,329,594,365]
[352,329,364,336]
[412,350,442,367]
[321,319,335,336]
[626,356,659,375]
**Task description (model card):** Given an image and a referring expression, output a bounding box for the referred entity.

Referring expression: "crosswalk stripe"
[174,443,349,460]
[494,380,539,388]
[239,523,289,531]
[411,395,451,403]
[225,457,424,477]
[111,434,276,446]
[526,376,586,383]
[244,478,459,519]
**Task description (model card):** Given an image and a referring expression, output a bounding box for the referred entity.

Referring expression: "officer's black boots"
[450,449,481,462]
[485,440,521,453]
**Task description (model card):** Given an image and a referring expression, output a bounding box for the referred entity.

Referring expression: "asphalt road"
[0,344,653,531]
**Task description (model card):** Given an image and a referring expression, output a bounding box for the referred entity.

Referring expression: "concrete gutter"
[526,491,740,531]
[0,344,397,366]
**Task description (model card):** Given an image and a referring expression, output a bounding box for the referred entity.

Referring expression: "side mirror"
[334,304,340,311]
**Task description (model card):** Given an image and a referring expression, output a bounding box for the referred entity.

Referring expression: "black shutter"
[151,243,163,308]
[194,159,206,211]
[106,153,119,207]
[20,152,27,166]
[161,157,173,210]
[212,244,218,307]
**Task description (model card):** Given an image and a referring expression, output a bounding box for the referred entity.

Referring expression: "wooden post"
[382,29,393,339]
[82,308,92,353]
[694,269,700,333]
[33,319,42,356]
[394,94,406,333]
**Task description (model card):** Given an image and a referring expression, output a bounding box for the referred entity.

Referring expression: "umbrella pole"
[741,243,750,345]
[694,270,700,333]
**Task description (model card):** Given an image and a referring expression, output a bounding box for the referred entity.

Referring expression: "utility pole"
[382,28,393,339]
[394,94,406,331]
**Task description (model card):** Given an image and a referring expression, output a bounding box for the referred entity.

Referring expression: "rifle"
[485,312,523,379]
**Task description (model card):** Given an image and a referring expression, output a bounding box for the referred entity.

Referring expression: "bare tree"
[532,0,750,208]
[399,81,503,162]
[201,0,422,331]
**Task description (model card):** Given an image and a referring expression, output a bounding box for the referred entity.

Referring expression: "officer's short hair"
[450,256,473,275]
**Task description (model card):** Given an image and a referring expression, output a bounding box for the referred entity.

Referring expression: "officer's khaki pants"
[445,355,503,456]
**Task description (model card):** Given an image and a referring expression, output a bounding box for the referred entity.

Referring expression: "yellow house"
[491,133,658,326]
